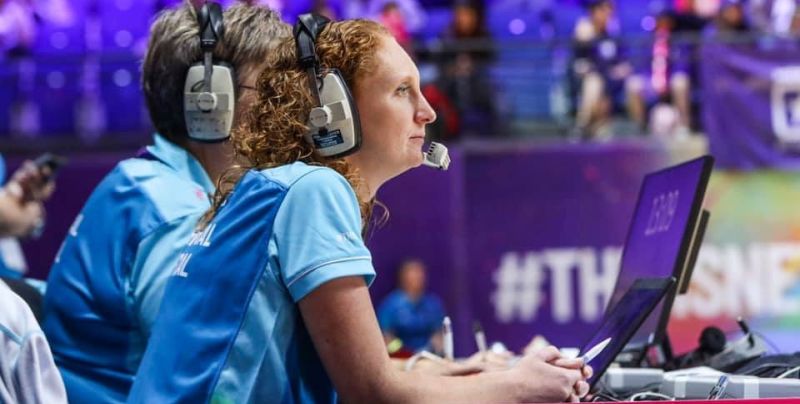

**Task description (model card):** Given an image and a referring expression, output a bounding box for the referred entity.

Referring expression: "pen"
[473,321,487,359]
[443,316,454,361]
[581,337,611,365]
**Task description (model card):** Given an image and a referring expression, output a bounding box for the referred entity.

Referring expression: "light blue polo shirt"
[42,134,214,404]
[128,162,375,404]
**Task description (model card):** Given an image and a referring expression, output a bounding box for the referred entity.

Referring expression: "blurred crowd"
[2,0,800,142]
[568,0,800,140]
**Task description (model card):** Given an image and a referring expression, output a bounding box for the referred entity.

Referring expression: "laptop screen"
[604,155,713,348]
[580,277,676,388]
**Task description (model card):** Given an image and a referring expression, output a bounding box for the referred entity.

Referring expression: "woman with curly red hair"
[129,17,590,403]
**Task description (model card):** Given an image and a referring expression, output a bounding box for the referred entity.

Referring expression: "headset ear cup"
[294,14,362,158]
[305,70,362,158]
[185,64,236,142]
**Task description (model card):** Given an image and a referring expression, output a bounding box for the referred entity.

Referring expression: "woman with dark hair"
[130,17,590,403]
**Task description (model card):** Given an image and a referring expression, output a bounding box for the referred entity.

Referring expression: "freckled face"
[351,36,437,182]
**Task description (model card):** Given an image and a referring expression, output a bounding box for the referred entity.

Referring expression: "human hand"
[411,356,483,376]
[7,160,56,202]
[18,201,44,238]
[538,346,593,402]
[514,347,590,402]
[522,335,551,357]
[406,349,512,376]
[460,349,513,372]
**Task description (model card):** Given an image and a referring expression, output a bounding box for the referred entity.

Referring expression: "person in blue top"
[378,258,446,353]
[40,3,289,403]
[130,15,592,403]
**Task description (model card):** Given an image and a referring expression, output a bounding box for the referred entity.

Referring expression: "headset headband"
[197,2,223,92]
[198,2,224,50]
[294,13,330,105]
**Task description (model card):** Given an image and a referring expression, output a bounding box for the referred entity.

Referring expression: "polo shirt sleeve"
[271,169,374,302]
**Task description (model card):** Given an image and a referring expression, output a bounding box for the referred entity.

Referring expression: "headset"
[294,13,363,158]
[293,13,450,169]
[184,1,236,142]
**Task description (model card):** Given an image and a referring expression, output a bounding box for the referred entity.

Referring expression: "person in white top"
[0,279,66,404]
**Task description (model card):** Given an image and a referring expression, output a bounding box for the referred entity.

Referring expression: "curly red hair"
[203,19,390,229]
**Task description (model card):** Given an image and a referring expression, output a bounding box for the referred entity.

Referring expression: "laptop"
[579,277,677,391]
[603,155,714,354]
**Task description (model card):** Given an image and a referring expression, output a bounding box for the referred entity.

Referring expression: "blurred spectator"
[438,1,497,137]
[378,1,412,50]
[628,10,693,138]
[0,0,74,55]
[792,5,800,34]
[368,0,426,35]
[707,0,750,35]
[571,0,638,138]
[672,0,710,33]
[421,79,461,139]
[0,0,36,56]
[677,0,722,18]
[378,259,446,355]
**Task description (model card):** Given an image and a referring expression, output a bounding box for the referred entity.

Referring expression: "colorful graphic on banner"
[669,170,800,353]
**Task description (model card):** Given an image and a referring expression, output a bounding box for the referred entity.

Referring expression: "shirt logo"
[172,252,192,278]
[337,231,359,243]
[187,223,215,247]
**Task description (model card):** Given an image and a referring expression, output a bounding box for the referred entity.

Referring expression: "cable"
[738,362,793,377]
[777,365,800,379]
[591,392,621,402]
[591,380,623,402]
[603,382,664,398]
[628,391,675,401]
[753,331,782,354]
